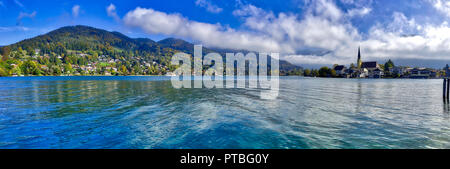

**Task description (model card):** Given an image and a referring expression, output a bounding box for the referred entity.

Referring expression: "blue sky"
[1,0,450,67]
[0,0,312,44]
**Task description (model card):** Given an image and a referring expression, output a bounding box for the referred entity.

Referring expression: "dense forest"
[0,25,302,77]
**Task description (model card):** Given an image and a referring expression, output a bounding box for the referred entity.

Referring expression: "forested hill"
[0,25,302,76]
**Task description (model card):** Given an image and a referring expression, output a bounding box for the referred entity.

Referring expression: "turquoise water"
[0,76,449,149]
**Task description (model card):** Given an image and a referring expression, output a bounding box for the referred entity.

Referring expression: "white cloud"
[351,12,450,62]
[347,7,372,17]
[107,3,120,22]
[385,12,420,34]
[340,0,355,4]
[14,0,23,8]
[429,0,450,17]
[122,0,450,65]
[195,0,223,13]
[0,26,29,32]
[231,0,360,59]
[232,4,265,17]
[17,11,36,19]
[123,0,358,63]
[16,11,36,25]
[340,0,374,7]
[309,0,344,22]
[123,7,280,52]
[72,5,80,18]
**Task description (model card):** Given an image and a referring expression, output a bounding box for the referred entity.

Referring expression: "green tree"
[312,69,319,77]
[1,46,11,60]
[384,59,394,71]
[319,67,331,77]
[0,67,10,76]
[304,69,311,77]
[382,59,394,77]
[64,63,73,74]
[27,47,35,56]
[20,60,41,75]
[330,69,337,77]
[120,65,128,75]
[12,66,22,76]
[133,64,142,75]
[51,65,62,76]
[18,47,24,54]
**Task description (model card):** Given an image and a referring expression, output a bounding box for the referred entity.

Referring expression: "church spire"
[357,46,362,69]
[358,46,361,60]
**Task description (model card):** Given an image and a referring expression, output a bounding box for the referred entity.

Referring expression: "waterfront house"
[370,68,384,78]
[34,49,40,56]
[390,66,406,76]
[344,68,354,78]
[361,61,382,78]
[445,64,450,77]
[333,65,347,77]
[430,70,438,78]
[410,68,431,79]
[405,68,413,77]
[356,68,369,78]
[332,46,444,79]
[40,65,49,71]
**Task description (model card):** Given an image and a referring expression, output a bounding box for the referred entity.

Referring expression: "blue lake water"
[0,76,449,149]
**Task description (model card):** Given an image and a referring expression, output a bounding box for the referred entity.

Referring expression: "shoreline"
[0,75,445,80]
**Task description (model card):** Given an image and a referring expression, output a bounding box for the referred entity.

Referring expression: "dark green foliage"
[20,60,41,75]
[384,59,395,77]
[0,46,11,61]
[319,67,330,77]
[303,69,311,76]
[384,59,395,71]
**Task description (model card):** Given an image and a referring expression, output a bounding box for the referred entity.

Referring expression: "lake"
[0,76,449,149]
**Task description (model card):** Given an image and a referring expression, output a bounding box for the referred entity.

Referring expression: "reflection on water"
[443,102,450,119]
[0,76,449,149]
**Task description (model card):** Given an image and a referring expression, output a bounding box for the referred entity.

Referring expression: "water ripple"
[0,76,449,148]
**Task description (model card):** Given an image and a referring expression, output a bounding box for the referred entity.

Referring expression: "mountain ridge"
[0,25,302,76]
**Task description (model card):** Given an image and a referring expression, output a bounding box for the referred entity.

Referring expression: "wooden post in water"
[446,78,450,103]
[444,78,447,101]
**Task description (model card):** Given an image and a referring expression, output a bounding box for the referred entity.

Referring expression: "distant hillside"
[0,25,302,76]
[9,25,155,53]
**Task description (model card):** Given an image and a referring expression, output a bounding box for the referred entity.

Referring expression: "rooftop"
[334,65,346,71]
[361,62,378,69]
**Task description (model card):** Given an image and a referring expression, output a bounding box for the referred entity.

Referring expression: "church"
[333,47,385,78]
[355,47,383,78]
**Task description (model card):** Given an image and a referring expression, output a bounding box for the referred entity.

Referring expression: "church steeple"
[357,46,362,69]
